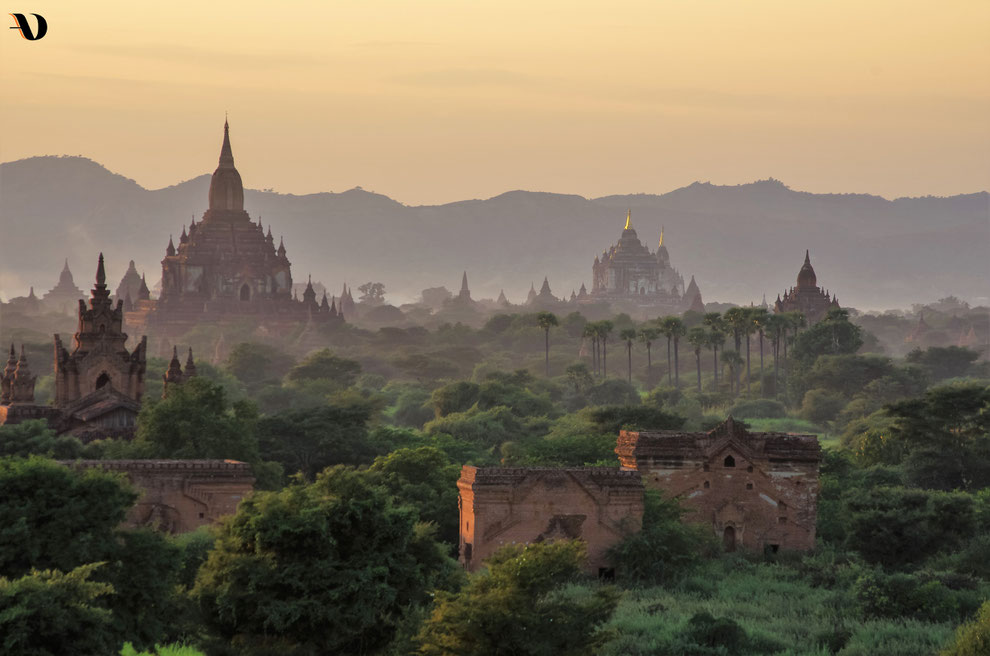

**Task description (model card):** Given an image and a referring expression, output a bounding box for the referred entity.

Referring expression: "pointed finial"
[624,209,632,230]
[659,225,664,247]
[804,249,811,265]
[96,253,106,286]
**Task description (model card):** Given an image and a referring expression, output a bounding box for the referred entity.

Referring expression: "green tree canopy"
[136,377,261,463]
[285,348,362,387]
[417,541,620,656]
[194,466,458,655]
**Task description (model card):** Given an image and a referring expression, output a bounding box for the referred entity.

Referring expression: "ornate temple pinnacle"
[624,209,632,230]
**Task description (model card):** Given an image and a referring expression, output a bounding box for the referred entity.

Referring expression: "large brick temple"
[457,417,822,573]
[773,250,840,324]
[583,211,703,315]
[124,121,345,336]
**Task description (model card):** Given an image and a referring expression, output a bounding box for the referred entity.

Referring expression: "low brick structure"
[61,459,254,534]
[457,466,644,573]
[615,417,821,552]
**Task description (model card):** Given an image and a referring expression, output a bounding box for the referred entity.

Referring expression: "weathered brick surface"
[458,467,644,572]
[616,417,821,552]
[61,459,254,534]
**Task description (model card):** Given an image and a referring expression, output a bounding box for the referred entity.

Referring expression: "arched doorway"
[723,526,736,552]
[240,284,250,301]
[95,372,111,390]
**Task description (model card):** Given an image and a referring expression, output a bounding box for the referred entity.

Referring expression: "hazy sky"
[2,0,987,205]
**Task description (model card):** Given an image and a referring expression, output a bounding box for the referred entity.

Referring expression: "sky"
[1,0,988,205]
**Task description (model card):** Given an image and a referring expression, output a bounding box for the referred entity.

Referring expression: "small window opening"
[598,567,616,582]
[198,512,205,519]
[463,543,473,561]
[723,455,735,468]
[764,543,780,556]
[240,284,251,301]
[703,463,710,472]
[778,517,787,524]
[95,373,111,389]
[703,481,710,489]
[746,483,753,490]
[747,465,753,472]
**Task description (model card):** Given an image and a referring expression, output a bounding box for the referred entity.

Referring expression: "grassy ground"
[595,557,955,656]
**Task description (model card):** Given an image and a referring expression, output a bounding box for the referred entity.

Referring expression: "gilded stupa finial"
[624,209,632,230]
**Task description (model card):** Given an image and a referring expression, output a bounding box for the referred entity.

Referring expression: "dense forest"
[1,298,989,655]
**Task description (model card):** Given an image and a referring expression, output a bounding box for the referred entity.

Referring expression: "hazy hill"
[1,156,987,310]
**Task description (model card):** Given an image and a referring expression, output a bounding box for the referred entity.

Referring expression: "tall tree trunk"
[745,335,751,393]
[674,338,680,388]
[695,351,702,393]
[603,340,607,378]
[647,344,653,383]
[773,337,780,399]
[734,332,742,393]
[627,343,632,383]
[760,328,767,398]
[713,346,719,389]
[544,329,550,377]
[666,338,672,385]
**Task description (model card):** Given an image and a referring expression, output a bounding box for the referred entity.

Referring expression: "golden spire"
[624,209,632,230]
[659,225,664,247]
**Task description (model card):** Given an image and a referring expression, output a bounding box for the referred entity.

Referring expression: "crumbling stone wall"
[457,466,644,572]
[615,417,821,552]
[62,459,254,534]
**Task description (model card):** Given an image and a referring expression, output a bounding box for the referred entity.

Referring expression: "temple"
[615,417,821,552]
[124,121,344,336]
[584,211,699,316]
[773,250,839,324]
[42,259,85,315]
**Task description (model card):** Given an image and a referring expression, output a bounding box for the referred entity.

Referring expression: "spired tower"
[54,254,147,407]
[774,250,839,324]
[587,210,690,315]
[159,120,292,307]
[42,260,86,315]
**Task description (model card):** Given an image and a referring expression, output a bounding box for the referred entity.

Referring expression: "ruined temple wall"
[61,460,254,534]
[616,428,821,552]
[458,466,643,572]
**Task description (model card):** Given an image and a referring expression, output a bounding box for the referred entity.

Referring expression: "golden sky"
[2,0,988,204]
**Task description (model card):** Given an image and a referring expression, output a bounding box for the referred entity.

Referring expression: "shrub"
[727,398,787,419]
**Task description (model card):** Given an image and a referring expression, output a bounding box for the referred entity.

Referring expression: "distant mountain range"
[1,155,988,310]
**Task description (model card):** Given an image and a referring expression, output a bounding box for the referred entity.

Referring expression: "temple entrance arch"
[723,526,736,552]
[95,372,111,390]
[239,284,250,301]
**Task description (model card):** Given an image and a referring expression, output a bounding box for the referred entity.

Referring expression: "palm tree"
[670,317,687,388]
[598,320,614,378]
[705,327,726,391]
[703,313,725,390]
[687,327,708,393]
[749,308,770,396]
[536,312,559,377]
[721,350,744,397]
[658,316,678,386]
[582,323,599,376]
[742,307,758,393]
[638,326,661,384]
[724,307,748,392]
[764,314,786,398]
[620,328,637,384]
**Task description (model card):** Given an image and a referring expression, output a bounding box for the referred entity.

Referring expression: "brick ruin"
[458,466,644,573]
[616,417,821,552]
[458,417,822,570]
[61,459,255,534]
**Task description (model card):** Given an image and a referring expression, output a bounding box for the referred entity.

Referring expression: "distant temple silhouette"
[583,210,701,314]
[125,121,345,337]
[774,250,839,324]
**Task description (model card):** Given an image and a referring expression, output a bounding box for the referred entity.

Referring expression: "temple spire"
[659,225,664,247]
[95,253,106,287]
[219,118,234,167]
[624,209,632,230]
